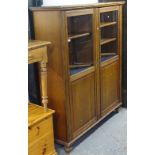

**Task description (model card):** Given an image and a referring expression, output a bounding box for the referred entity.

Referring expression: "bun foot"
[64,145,73,153]
[114,107,120,113]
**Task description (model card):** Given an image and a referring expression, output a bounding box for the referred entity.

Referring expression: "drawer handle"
[42,144,47,155]
[36,126,40,135]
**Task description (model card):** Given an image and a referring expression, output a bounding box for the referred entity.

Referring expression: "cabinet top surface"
[30,1,125,11]
[28,103,54,127]
[28,40,51,50]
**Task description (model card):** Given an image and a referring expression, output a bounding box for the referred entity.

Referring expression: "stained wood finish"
[118,5,123,102]
[66,8,93,17]
[32,11,69,141]
[30,1,125,152]
[99,0,127,109]
[70,73,97,138]
[98,5,122,119]
[99,5,119,12]
[100,60,120,116]
[30,1,125,11]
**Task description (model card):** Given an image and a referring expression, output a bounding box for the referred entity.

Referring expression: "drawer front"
[28,117,53,144]
[28,46,46,64]
[29,133,55,155]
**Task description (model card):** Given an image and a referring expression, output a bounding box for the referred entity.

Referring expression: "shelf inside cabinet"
[70,66,92,75]
[101,54,118,62]
[100,22,117,28]
[100,38,116,45]
[101,53,116,56]
[68,32,90,41]
[70,63,92,69]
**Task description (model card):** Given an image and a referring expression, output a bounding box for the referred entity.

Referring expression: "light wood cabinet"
[30,1,125,152]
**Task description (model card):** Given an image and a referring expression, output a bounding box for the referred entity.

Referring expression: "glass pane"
[100,11,118,23]
[100,10,118,62]
[67,14,94,75]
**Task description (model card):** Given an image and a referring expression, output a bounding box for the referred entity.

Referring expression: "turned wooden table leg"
[40,62,48,112]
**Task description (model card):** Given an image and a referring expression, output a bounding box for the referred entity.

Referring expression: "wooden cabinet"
[30,1,125,152]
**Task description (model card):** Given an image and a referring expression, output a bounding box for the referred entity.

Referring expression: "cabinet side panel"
[32,11,67,141]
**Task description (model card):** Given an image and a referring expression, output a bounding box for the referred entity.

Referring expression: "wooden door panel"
[100,60,120,116]
[70,73,97,138]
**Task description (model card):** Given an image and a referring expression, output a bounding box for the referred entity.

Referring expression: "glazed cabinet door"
[100,59,120,117]
[64,9,97,139]
[99,6,120,64]
[98,6,121,117]
[65,9,95,76]
[70,72,97,139]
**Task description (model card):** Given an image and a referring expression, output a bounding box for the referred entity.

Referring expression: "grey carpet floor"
[55,108,127,155]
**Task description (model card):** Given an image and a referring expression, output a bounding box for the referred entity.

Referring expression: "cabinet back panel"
[69,37,93,65]
[67,15,93,34]
[100,10,118,23]
[101,24,118,39]
[101,41,117,54]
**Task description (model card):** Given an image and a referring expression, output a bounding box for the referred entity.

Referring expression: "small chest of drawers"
[28,103,57,155]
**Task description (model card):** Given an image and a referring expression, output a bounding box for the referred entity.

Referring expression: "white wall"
[42,0,98,6]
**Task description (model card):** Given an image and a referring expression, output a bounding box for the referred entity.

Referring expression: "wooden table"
[28,40,57,155]
[28,40,51,111]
